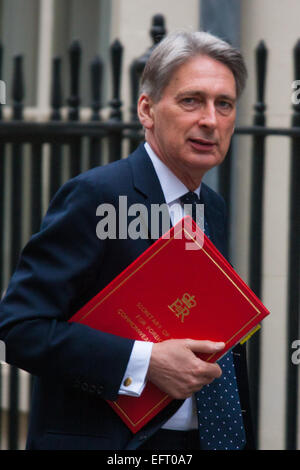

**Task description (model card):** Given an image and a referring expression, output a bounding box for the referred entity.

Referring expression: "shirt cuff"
[119,341,153,397]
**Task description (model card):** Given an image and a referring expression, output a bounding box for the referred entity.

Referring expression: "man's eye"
[181,97,197,107]
[217,101,232,111]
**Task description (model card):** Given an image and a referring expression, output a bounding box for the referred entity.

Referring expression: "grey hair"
[140,30,247,101]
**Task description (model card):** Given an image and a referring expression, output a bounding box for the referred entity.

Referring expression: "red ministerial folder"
[69,216,270,433]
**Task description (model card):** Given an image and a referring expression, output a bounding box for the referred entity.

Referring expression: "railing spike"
[51,57,62,121]
[109,39,123,121]
[293,39,300,87]
[90,55,103,121]
[150,13,167,44]
[255,40,268,115]
[12,55,24,120]
[68,40,81,121]
[129,14,167,126]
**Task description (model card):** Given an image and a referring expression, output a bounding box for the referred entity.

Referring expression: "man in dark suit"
[0,30,254,450]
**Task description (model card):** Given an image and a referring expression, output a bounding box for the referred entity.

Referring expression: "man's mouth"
[188,137,216,151]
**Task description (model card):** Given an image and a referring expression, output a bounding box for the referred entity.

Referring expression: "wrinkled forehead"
[158,55,237,100]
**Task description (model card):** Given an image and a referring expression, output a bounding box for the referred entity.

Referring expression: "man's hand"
[146,339,225,399]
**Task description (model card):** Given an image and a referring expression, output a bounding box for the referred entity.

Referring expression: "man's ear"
[137,93,154,129]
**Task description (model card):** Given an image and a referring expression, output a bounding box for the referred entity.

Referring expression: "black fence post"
[30,143,43,235]
[128,58,142,153]
[285,39,300,450]
[68,40,82,177]
[68,40,81,121]
[218,141,232,223]
[129,14,167,153]
[51,57,62,122]
[108,39,123,162]
[90,56,103,122]
[247,40,267,448]
[50,57,63,199]
[89,55,103,168]
[9,54,25,450]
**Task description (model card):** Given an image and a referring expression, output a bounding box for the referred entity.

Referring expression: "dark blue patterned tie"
[179,191,204,229]
[180,192,246,450]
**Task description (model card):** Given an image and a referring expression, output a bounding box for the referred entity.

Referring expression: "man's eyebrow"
[217,93,237,102]
[176,90,236,102]
[175,90,203,99]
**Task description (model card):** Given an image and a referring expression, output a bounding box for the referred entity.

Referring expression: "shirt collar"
[144,142,201,204]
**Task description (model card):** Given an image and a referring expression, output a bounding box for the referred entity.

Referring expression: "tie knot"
[180,191,200,205]
[180,191,202,226]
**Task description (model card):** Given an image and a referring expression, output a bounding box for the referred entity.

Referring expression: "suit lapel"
[128,143,172,242]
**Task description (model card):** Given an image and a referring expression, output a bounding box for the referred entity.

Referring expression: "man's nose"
[197,103,217,129]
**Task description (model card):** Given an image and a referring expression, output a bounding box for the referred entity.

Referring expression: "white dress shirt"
[119,142,201,430]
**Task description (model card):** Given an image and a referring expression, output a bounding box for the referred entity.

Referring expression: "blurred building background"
[0,0,299,450]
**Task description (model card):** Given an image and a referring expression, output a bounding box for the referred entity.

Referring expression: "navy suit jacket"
[0,143,254,450]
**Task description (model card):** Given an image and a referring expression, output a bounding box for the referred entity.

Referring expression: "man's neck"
[144,139,203,191]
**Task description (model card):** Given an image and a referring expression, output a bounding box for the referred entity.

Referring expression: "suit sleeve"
[0,175,134,401]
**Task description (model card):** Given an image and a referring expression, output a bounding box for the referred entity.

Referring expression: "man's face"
[138,54,237,188]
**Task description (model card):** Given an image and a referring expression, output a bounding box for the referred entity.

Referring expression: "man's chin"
[189,153,224,171]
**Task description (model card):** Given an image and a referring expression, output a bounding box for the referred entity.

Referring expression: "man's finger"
[185,339,225,354]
